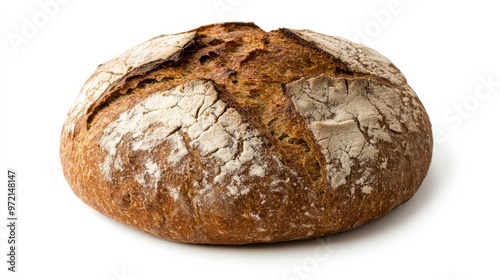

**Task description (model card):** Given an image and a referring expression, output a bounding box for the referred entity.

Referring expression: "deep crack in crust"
[60,22,432,244]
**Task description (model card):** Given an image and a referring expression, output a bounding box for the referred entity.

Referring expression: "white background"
[1,0,499,279]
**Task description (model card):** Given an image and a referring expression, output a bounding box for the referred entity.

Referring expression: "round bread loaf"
[60,22,432,244]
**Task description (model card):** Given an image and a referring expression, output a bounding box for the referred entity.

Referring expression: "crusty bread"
[60,22,432,244]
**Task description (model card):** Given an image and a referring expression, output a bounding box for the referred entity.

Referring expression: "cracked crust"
[60,22,432,244]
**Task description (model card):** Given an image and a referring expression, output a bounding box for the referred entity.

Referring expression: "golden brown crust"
[60,22,432,244]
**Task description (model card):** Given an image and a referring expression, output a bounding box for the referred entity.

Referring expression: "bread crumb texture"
[60,22,432,244]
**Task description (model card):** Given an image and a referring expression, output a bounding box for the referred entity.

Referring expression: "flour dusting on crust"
[99,80,273,197]
[286,76,405,191]
[64,31,196,137]
[286,29,406,86]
